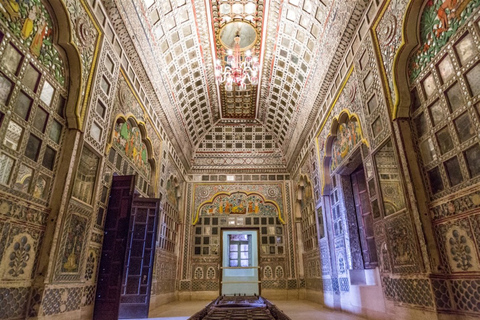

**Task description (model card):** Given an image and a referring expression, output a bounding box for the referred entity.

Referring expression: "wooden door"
[351,167,378,269]
[94,175,135,320]
[118,197,159,318]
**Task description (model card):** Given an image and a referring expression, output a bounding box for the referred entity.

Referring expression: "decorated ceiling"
[112,0,367,173]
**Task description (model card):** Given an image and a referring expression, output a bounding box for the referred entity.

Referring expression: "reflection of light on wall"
[227,175,235,181]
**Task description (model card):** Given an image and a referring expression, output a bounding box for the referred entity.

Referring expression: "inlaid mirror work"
[72,146,100,205]
[392,2,480,315]
[373,139,406,217]
[298,177,320,252]
[409,2,480,199]
[407,0,480,282]
[0,15,66,204]
[159,176,181,254]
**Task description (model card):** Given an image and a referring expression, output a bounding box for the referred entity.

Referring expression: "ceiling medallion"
[215,21,260,91]
[219,21,257,50]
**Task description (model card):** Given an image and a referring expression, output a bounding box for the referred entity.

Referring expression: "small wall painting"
[330,119,362,171]
[61,214,87,273]
[113,120,150,177]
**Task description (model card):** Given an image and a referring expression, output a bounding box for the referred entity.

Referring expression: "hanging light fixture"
[215,32,260,92]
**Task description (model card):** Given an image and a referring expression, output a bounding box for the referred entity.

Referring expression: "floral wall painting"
[410,0,480,81]
[112,119,151,178]
[0,0,65,85]
[329,116,363,172]
[446,227,480,272]
[1,233,35,280]
[194,191,283,224]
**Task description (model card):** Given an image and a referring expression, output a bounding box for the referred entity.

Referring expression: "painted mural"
[166,178,178,209]
[195,191,281,223]
[330,119,362,171]
[410,0,480,81]
[113,120,150,177]
[61,214,87,273]
[193,183,285,219]
[0,0,65,85]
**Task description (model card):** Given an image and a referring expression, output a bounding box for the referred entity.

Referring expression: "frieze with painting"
[330,119,362,171]
[197,192,281,222]
[113,120,150,177]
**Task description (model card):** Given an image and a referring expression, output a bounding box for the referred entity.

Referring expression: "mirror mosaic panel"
[410,26,480,198]
[0,30,66,203]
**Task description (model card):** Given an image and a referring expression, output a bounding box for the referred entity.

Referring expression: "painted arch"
[321,110,368,194]
[109,114,156,185]
[194,191,284,225]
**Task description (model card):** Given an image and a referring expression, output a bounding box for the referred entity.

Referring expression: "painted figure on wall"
[199,192,279,219]
[0,0,20,21]
[113,120,151,177]
[410,0,479,80]
[0,0,65,84]
[330,119,362,171]
[21,6,37,39]
[29,17,50,57]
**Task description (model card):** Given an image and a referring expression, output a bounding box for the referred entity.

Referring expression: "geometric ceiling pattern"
[112,0,366,173]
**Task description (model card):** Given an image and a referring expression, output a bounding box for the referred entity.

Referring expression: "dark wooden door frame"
[118,197,159,318]
[94,176,160,319]
[94,175,135,320]
[351,166,378,269]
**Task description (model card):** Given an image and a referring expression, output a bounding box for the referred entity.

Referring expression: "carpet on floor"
[188,295,292,320]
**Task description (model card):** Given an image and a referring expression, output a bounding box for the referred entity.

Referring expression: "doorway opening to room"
[221,230,260,296]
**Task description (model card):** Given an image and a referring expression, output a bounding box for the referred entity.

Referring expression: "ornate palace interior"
[1,0,480,319]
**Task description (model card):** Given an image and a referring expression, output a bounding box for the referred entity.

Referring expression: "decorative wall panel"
[409,0,480,81]
[382,277,434,308]
[54,201,89,282]
[385,213,421,274]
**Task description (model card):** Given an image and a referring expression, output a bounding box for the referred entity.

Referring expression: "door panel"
[94,175,135,320]
[118,198,159,319]
[351,167,378,269]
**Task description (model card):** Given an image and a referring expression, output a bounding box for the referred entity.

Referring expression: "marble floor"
[145,299,365,320]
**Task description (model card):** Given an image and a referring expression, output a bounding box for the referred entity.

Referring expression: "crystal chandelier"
[215,33,260,91]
